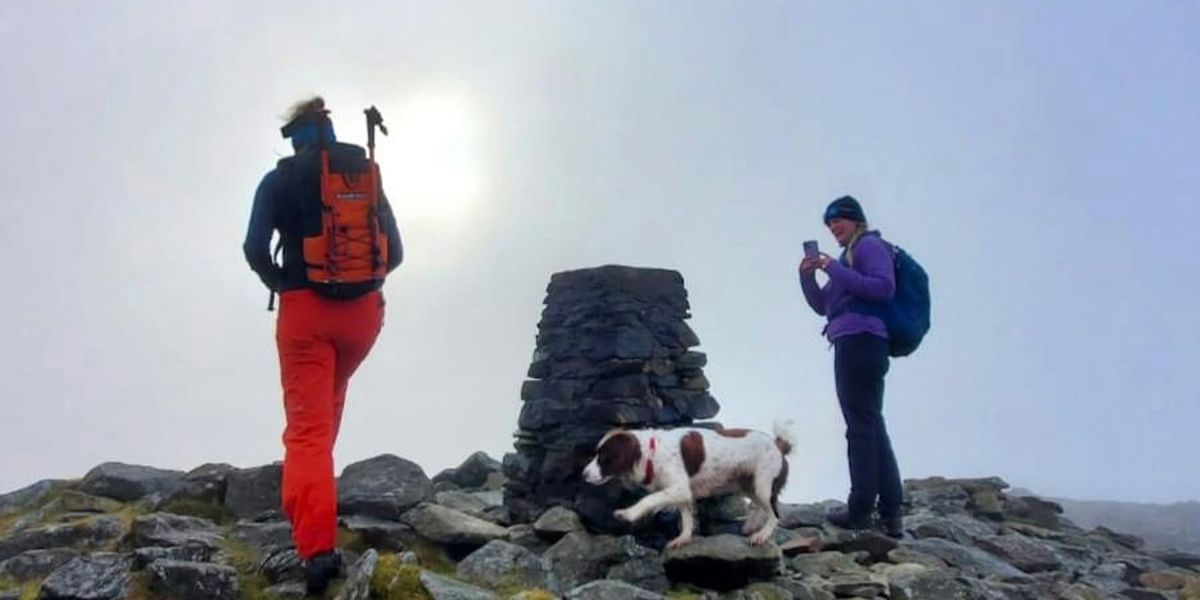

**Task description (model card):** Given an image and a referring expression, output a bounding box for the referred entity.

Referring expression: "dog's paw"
[741,509,768,535]
[748,529,773,546]
[614,508,637,523]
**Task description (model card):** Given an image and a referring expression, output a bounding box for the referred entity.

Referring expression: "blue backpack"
[848,241,931,357]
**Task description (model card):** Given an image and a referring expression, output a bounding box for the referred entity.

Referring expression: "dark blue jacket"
[243,142,403,294]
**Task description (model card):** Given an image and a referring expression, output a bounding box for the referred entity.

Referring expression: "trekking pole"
[364,106,388,162]
[363,106,389,276]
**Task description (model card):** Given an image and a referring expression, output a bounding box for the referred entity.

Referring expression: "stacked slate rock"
[503,265,720,531]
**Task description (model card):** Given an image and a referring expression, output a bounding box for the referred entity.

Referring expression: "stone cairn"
[502,265,719,534]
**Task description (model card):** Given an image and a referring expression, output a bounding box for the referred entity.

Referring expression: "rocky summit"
[1,462,1198,600]
[3,267,1197,598]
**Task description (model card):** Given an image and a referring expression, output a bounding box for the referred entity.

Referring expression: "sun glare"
[381,94,483,224]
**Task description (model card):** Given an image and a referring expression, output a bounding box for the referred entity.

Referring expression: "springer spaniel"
[581,422,795,548]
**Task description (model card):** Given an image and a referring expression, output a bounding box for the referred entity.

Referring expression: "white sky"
[1,1,1197,504]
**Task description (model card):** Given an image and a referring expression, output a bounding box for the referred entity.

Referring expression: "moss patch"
[0,480,81,532]
[157,497,234,525]
[123,572,156,600]
[405,538,456,575]
[0,512,21,535]
[509,589,556,600]
[493,576,554,599]
[0,575,41,600]
[217,538,271,600]
[100,503,149,553]
[370,553,432,600]
[335,526,369,555]
[665,585,708,599]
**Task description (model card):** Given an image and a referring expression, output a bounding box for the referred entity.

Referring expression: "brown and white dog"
[581,422,795,548]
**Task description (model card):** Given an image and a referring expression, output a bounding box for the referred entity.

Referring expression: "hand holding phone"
[803,240,819,258]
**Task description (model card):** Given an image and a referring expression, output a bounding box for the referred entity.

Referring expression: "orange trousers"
[276,289,383,559]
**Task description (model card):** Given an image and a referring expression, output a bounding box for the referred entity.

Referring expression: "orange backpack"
[303,147,388,288]
[268,106,391,308]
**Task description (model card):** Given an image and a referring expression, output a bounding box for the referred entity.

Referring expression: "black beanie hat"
[824,195,866,224]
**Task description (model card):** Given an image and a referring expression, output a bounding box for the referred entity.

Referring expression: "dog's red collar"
[642,437,657,486]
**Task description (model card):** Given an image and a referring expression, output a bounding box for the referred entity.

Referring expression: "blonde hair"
[845,222,870,267]
[284,96,326,122]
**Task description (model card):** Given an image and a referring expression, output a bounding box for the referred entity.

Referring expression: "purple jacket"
[800,231,896,341]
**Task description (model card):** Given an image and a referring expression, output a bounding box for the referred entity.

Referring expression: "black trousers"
[834,333,902,519]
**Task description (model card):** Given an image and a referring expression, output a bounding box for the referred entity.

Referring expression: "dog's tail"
[773,419,796,456]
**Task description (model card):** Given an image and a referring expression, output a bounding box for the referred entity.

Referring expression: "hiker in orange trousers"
[243,96,402,593]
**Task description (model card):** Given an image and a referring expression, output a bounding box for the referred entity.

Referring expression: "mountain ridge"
[1011,488,1200,555]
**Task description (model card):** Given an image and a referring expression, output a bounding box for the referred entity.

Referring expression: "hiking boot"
[303,550,342,594]
[879,514,904,539]
[826,508,874,531]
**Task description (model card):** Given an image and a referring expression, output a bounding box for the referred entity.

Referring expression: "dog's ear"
[596,432,641,478]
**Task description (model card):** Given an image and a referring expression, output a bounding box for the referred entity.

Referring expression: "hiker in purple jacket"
[799,195,904,537]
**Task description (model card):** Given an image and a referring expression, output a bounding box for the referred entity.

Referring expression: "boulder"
[262,581,307,599]
[1005,495,1064,530]
[79,463,184,502]
[533,506,584,541]
[133,545,213,567]
[823,528,899,561]
[0,480,56,516]
[434,452,504,490]
[223,464,282,520]
[339,515,416,552]
[0,516,125,562]
[777,501,835,529]
[146,559,240,600]
[904,511,998,544]
[259,547,302,584]
[886,547,950,569]
[662,534,782,591]
[1155,550,1200,570]
[401,503,508,548]
[339,455,433,519]
[0,548,79,581]
[164,463,235,508]
[564,579,665,599]
[131,513,224,550]
[435,490,507,524]
[455,539,549,591]
[789,551,868,579]
[902,538,1031,582]
[605,553,670,593]
[418,570,499,600]
[39,553,133,600]
[333,548,378,600]
[975,533,1063,573]
[888,569,996,600]
[230,520,292,552]
[1139,570,1190,591]
[543,531,661,592]
[828,572,889,598]
[506,524,551,555]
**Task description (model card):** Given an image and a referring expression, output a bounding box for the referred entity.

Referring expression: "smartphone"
[803,240,819,258]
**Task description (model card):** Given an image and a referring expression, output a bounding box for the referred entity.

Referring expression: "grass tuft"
[370,553,432,600]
